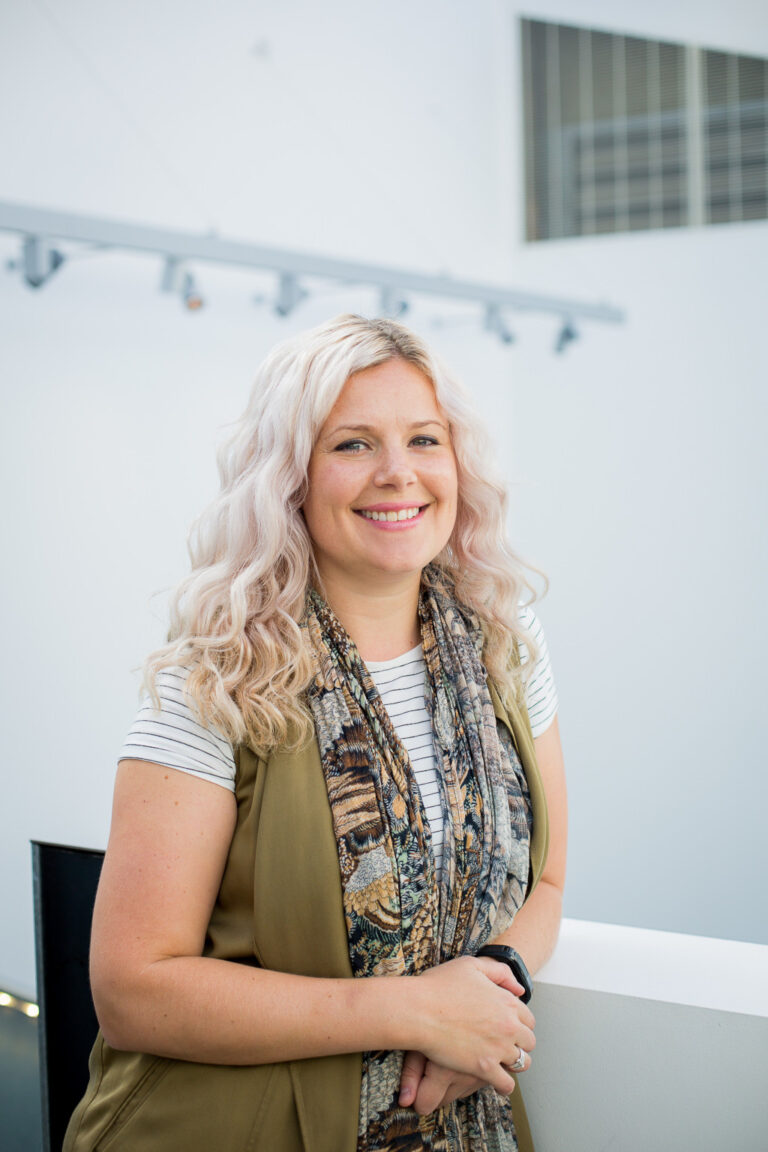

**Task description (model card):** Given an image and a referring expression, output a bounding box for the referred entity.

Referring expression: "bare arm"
[492,715,568,972]
[91,760,533,1094]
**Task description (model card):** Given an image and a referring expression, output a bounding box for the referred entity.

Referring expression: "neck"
[315,569,422,661]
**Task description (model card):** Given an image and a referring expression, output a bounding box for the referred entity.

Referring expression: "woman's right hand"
[407,955,536,1097]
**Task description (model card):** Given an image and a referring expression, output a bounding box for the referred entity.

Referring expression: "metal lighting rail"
[0,199,624,328]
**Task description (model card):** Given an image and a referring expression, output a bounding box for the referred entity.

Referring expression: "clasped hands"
[398,955,535,1116]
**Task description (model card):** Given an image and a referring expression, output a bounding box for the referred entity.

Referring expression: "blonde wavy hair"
[146,314,541,752]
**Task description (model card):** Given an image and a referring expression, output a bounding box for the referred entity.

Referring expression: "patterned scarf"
[303,566,532,1152]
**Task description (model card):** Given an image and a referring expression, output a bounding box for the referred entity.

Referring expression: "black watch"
[475,944,533,1003]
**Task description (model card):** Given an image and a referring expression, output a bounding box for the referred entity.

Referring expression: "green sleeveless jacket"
[64,680,548,1152]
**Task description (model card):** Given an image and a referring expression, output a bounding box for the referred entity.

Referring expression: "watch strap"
[475,944,533,1003]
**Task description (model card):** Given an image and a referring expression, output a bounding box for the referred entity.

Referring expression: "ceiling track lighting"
[160,255,181,294]
[555,319,579,354]
[274,272,307,317]
[19,235,66,289]
[0,201,625,350]
[160,256,204,311]
[182,272,204,311]
[484,303,514,345]
[378,287,409,319]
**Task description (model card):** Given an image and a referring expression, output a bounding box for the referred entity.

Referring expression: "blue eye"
[410,436,439,447]
[334,439,368,453]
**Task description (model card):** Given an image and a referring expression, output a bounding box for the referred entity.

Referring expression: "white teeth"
[359,506,423,522]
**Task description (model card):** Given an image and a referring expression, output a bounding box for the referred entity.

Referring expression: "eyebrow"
[324,419,449,438]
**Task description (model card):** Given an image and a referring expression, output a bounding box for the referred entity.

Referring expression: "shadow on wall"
[0,1006,42,1152]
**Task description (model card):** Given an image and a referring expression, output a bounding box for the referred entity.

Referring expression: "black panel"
[31,842,104,1152]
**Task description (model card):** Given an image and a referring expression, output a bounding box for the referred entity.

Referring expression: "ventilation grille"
[522,19,768,240]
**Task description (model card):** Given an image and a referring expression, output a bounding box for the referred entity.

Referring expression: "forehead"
[323,358,442,427]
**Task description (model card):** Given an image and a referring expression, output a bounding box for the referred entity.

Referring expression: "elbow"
[90,960,150,1053]
[98,1018,132,1053]
[92,977,137,1051]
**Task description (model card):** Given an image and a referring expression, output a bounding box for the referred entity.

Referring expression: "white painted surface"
[523,984,768,1152]
[539,918,768,1017]
[0,0,766,1001]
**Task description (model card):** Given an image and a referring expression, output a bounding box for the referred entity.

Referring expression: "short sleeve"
[517,606,559,738]
[119,668,237,792]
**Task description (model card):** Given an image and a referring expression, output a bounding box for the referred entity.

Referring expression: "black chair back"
[31,841,104,1152]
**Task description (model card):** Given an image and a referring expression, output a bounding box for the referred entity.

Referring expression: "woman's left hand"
[399,1050,492,1115]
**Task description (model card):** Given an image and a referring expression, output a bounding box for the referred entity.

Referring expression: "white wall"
[1,0,767,995]
[525,920,768,1152]
[528,920,768,1152]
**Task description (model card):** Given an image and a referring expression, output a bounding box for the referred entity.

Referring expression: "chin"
[364,551,435,578]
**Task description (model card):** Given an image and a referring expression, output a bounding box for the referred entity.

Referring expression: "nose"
[373,443,417,489]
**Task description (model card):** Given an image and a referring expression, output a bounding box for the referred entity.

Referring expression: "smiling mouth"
[355,505,428,523]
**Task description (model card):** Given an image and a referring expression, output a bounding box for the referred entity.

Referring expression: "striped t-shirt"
[366,647,446,872]
[119,606,558,856]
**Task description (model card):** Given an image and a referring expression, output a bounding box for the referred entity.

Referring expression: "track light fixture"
[160,256,204,310]
[274,272,307,317]
[484,303,514,345]
[555,319,578,354]
[160,255,181,294]
[19,236,65,289]
[378,287,409,319]
[182,272,204,311]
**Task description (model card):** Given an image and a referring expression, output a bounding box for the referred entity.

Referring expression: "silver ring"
[510,1047,527,1072]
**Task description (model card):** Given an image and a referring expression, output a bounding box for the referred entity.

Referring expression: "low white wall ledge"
[536,916,768,1016]
[523,919,768,1151]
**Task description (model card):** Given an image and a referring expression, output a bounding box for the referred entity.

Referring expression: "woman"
[65,315,567,1152]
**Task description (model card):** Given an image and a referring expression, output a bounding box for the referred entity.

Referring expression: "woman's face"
[303,358,458,593]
